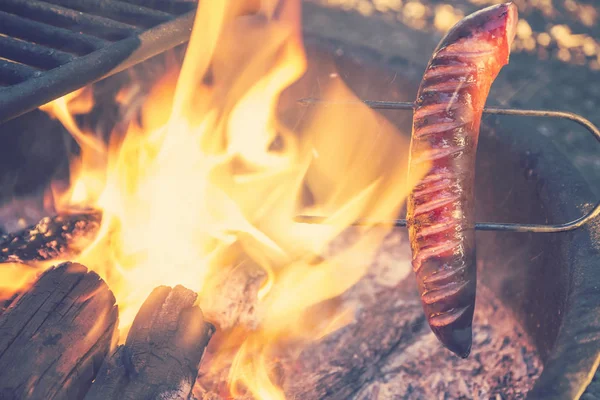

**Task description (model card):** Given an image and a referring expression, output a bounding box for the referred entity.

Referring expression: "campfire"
[0,0,598,399]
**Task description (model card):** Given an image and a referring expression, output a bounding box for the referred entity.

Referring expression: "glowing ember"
[31,0,427,397]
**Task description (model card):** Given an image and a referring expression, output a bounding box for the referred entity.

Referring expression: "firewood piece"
[0,262,118,400]
[85,285,215,400]
[198,261,265,330]
[0,210,101,264]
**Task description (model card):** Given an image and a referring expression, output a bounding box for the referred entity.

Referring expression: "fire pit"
[0,1,598,399]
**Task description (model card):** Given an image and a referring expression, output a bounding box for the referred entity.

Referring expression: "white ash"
[352,285,542,400]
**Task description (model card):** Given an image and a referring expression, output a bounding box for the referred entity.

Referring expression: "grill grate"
[0,0,198,123]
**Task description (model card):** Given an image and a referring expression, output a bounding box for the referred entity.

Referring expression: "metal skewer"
[294,98,600,233]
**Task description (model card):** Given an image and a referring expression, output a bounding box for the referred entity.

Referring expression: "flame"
[0,263,39,300]
[34,0,428,398]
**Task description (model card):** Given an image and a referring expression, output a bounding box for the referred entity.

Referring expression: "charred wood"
[198,261,265,331]
[0,211,264,329]
[0,211,101,264]
[0,262,118,400]
[85,285,215,400]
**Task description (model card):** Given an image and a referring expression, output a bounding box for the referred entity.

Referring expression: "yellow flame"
[33,0,428,398]
[40,87,107,210]
[0,263,39,300]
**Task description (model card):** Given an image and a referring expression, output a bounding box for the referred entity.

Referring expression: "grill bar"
[0,11,107,55]
[0,36,75,70]
[0,0,198,124]
[41,0,174,27]
[119,0,197,15]
[0,0,141,40]
[0,60,40,85]
[296,98,600,234]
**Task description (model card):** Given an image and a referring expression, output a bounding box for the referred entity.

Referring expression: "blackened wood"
[0,210,101,263]
[0,262,118,400]
[85,285,215,400]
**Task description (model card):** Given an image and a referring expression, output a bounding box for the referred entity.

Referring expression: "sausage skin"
[406,3,518,358]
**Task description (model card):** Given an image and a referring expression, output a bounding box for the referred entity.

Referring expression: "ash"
[351,232,543,400]
[353,288,542,400]
[197,227,545,400]
[276,228,543,400]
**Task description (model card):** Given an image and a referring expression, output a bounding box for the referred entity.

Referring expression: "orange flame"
[0,263,39,300]
[35,0,428,398]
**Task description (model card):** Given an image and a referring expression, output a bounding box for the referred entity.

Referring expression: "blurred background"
[301,0,600,193]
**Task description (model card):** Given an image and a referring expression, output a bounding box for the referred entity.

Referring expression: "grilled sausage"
[406,2,518,358]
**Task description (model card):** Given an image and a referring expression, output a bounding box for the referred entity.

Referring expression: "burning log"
[85,285,215,400]
[0,259,214,399]
[0,262,118,400]
[198,261,266,330]
[0,211,101,264]
[0,212,102,312]
[0,210,264,331]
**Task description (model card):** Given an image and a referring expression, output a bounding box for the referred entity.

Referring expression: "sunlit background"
[301,0,600,197]
[311,0,599,70]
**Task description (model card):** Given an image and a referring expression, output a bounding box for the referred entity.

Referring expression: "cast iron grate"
[0,0,198,124]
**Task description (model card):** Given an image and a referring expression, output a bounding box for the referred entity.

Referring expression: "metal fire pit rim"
[299,32,600,399]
